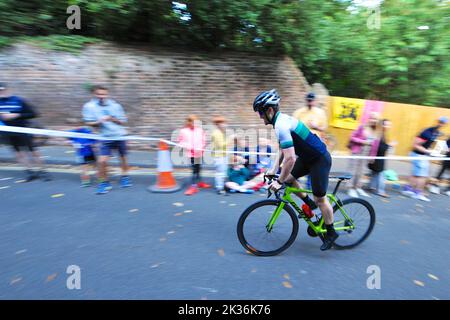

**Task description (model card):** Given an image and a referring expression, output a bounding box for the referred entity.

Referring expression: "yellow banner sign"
[331,97,365,130]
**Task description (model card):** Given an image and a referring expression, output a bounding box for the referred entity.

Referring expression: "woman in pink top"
[177,115,211,195]
[346,112,380,198]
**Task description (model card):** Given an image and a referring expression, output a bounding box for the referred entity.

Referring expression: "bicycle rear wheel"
[237,200,299,256]
[332,198,376,249]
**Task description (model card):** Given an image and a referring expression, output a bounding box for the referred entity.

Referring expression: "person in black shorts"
[0,82,51,181]
[253,89,337,251]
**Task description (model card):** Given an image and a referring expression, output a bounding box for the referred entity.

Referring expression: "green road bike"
[237,173,376,256]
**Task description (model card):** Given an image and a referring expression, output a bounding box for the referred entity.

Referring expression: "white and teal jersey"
[273,112,327,161]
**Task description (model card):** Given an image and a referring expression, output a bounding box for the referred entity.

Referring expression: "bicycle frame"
[266,186,356,235]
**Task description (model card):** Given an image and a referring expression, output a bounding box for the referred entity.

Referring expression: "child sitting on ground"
[225,155,266,193]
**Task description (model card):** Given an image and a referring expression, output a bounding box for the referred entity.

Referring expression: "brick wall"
[0,42,314,148]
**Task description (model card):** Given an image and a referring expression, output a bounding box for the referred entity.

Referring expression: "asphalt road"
[0,169,449,300]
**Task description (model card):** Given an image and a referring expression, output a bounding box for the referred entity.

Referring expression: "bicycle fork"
[266,202,285,232]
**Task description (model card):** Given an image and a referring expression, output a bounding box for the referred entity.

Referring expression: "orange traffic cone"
[148,141,181,193]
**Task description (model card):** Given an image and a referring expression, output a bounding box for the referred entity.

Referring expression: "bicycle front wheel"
[332,198,376,249]
[237,200,299,256]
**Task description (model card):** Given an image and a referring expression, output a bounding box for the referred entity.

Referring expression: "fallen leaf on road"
[283,281,293,288]
[159,237,167,242]
[400,240,410,245]
[218,249,225,256]
[229,203,236,207]
[167,230,176,235]
[415,204,424,208]
[174,213,183,216]
[251,269,257,273]
[10,277,22,285]
[184,210,192,213]
[65,150,75,154]
[46,273,57,283]
[283,274,290,280]
[15,180,26,183]
[0,186,10,190]
[176,224,183,228]
[413,280,425,287]
[376,221,384,225]
[51,194,65,198]
[150,262,165,268]
[428,274,439,281]
[0,177,13,181]
[15,249,27,255]
[129,209,139,213]
[220,201,227,204]
[193,286,218,293]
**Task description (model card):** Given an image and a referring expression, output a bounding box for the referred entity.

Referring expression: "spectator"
[368,119,395,198]
[211,116,229,195]
[225,155,258,194]
[293,92,328,136]
[255,138,274,174]
[0,82,51,181]
[178,115,211,196]
[233,136,250,169]
[293,92,328,190]
[428,136,449,196]
[82,85,132,195]
[67,119,97,187]
[402,117,448,201]
[346,112,380,198]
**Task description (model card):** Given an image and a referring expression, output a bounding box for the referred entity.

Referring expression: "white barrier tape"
[0,125,449,161]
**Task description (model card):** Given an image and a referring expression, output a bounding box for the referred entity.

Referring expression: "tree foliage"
[0,0,448,107]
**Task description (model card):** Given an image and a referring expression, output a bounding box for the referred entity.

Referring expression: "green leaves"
[0,0,447,107]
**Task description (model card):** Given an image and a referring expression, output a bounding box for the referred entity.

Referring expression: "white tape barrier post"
[0,125,449,161]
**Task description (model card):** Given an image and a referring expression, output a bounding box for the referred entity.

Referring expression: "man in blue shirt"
[0,82,51,181]
[402,116,448,201]
[82,85,132,194]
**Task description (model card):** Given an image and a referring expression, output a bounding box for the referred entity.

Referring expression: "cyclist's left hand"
[269,180,282,193]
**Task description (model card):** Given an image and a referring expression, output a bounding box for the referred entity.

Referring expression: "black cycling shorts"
[291,151,332,197]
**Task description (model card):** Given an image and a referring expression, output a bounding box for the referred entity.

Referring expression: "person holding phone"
[82,85,132,194]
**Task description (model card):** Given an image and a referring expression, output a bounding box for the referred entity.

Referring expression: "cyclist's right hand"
[265,168,277,177]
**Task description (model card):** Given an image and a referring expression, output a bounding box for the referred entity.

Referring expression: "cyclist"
[253,89,338,251]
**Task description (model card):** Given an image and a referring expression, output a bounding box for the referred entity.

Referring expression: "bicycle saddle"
[329,172,353,180]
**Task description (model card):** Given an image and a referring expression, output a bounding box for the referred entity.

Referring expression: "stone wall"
[0,42,313,148]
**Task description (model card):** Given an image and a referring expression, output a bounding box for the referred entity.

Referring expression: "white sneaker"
[414,193,431,202]
[428,185,440,195]
[347,189,359,198]
[356,188,371,198]
[401,190,415,197]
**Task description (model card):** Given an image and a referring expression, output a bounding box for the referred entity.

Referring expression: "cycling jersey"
[273,112,327,162]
